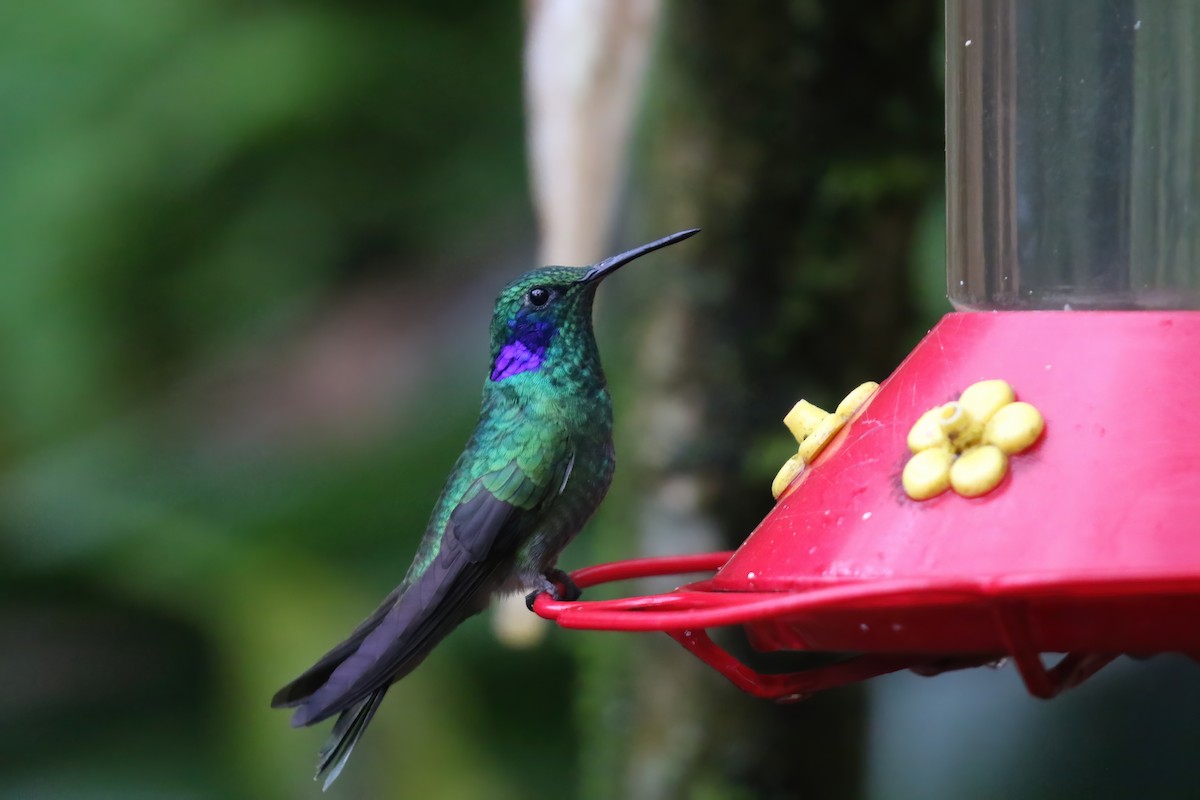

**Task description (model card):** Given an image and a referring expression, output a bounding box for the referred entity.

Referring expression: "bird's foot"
[546,568,583,601]
[524,568,583,611]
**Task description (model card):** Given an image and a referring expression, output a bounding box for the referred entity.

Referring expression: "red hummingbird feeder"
[533,0,1200,701]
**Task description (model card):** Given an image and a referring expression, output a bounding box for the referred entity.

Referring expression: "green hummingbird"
[271,228,699,788]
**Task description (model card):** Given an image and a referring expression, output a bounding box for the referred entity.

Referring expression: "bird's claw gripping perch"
[525,568,582,610]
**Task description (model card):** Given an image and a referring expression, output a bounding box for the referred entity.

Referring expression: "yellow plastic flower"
[772,382,880,499]
[902,379,1043,501]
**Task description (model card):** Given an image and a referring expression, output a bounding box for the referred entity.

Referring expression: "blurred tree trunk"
[581,4,943,799]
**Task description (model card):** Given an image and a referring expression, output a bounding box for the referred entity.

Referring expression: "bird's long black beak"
[579,228,700,284]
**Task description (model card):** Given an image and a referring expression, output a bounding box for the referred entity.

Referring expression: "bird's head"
[487,229,698,384]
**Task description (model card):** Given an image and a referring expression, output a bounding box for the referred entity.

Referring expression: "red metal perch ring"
[529,554,1156,700]
[530,553,942,700]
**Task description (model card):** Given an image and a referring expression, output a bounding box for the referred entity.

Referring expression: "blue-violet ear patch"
[491,339,546,381]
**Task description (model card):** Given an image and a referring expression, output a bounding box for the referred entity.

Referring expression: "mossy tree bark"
[582,4,944,799]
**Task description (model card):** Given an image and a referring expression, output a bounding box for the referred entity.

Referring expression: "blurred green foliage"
[0,0,528,450]
[0,3,583,798]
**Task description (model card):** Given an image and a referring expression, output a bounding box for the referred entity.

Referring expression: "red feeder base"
[533,312,1200,700]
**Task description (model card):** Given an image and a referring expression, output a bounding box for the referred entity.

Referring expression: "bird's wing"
[285,430,573,727]
[270,584,405,708]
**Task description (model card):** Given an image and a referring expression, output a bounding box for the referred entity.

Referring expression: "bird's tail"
[315,687,388,791]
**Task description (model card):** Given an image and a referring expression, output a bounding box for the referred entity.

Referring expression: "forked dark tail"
[316,687,388,791]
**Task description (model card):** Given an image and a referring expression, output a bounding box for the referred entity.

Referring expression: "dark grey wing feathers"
[287,487,525,727]
[270,583,405,708]
[447,484,522,561]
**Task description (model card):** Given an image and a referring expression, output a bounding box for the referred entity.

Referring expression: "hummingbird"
[271,228,699,788]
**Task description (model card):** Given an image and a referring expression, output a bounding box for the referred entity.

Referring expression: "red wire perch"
[532,553,937,700]
[529,552,1146,701]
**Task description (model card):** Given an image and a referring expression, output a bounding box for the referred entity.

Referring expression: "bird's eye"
[527,287,552,307]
